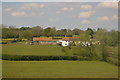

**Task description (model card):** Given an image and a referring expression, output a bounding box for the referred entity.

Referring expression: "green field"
[3,60,118,78]
[2,44,65,56]
[2,44,118,78]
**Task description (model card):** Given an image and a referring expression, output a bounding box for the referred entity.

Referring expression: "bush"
[106,57,120,66]
[71,45,97,60]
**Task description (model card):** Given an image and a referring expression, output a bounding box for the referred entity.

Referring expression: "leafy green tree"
[31,26,43,37]
[20,27,31,31]
[87,28,94,38]
[49,27,57,37]
[72,28,81,35]
[56,29,67,36]
[66,29,72,36]
[94,29,118,46]
[44,27,52,37]
[79,30,91,41]
[94,28,108,44]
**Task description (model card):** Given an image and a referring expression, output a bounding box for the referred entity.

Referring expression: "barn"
[33,37,57,45]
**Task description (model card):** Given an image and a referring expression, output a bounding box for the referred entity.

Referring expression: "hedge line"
[2,54,90,61]
[3,54,119,66]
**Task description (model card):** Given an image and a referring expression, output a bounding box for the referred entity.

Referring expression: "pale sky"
[2,1,118,30]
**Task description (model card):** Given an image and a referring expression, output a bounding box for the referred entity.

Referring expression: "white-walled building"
[58,40,69,46]
[57,37,78,47]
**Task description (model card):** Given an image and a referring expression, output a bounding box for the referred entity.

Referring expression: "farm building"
[33,37,79,46]
[58,37,79,46]
[62,37,78,41]
[58,37,100,47]
[32,37,99,46]
[57,40,69,47]
[33,37,57,45]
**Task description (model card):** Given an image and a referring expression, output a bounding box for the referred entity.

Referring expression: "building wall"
[61,41,69,46]
[33,41,57,45]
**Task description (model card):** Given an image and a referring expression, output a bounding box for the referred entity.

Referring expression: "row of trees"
[78,28,119,47]
[2,25,83,39]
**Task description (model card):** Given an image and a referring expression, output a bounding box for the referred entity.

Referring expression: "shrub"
[106,57,120,66]
[71,45,97,60]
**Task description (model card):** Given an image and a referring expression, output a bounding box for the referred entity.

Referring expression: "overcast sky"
[2,2,118,30]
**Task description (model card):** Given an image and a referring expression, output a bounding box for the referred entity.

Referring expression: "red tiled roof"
[62,37,79,41]
[33,37,53,41]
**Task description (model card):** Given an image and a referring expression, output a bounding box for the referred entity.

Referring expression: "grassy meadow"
[3,60,118,78]
[2,44,65,56]
[2,43,118,78]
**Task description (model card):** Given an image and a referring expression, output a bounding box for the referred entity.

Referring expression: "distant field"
[3,60,118,78]
[2,44,65,56]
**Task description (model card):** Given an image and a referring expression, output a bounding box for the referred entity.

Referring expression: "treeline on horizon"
[2,25,88,38]
[2,25,119,41]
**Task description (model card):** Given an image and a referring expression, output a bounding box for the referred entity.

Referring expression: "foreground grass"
[3,60,118,78]
[2,44,65,56]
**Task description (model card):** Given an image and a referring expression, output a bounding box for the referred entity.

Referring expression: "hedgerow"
[2,54,90,61]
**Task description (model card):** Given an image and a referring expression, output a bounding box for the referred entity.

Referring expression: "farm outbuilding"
[57,40,69,47]
[33,37,79,46]
[58,37,79,46]
[33,37,57,45]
